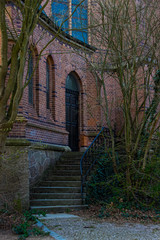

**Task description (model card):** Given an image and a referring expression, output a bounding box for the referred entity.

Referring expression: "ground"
[71,205,160,224]
[0,229,56,240]
[0,207,160,240]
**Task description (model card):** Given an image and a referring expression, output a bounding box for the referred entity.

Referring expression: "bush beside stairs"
[30,152,87,213]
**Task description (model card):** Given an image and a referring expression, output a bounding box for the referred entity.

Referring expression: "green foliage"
[23,209,46,222]
[86,153,121,204]
[14,222,30,239]
[87,144,160,211]
[98,206,110,218]
[12,209,49,240]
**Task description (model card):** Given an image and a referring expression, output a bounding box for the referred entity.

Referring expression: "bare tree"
[82,0,160,202]
[0,0,85,154]
[0,0,51,153]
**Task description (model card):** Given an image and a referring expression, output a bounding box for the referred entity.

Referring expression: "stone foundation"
[0,139,70,210]
[0,145,29,210]
[28,142,70,187]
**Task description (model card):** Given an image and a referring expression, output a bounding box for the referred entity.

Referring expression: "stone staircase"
[30,152,87,213]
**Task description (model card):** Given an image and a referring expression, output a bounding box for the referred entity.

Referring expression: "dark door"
[66,88,79,151]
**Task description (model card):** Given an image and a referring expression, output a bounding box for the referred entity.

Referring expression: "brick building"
[0,0,112,207]
[7,0,104,151]
[1,0,159,210]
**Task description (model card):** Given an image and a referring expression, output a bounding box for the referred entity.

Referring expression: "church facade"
[8,0,105,152]
[1,0,159,209]
[0,0,122,209]
[1,0,114,202]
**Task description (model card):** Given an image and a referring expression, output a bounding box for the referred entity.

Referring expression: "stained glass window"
[51,0,69,32]
[51,0,88,43]
[72,0,88,43]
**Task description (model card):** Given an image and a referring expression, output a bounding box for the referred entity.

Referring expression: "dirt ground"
[0,205,160,240]
[0,229,56,240]
[71,205,160,225]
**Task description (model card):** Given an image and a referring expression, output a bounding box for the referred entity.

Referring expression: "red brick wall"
[7,3,103,150]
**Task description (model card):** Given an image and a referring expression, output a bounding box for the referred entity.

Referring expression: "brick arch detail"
[28,45,39,116]
[64,69,85,93]
[46,55,55,120]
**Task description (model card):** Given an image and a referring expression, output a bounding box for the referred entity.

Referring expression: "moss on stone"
[6,138,31,146]
[31,142,71,152]
[6,138,71,152]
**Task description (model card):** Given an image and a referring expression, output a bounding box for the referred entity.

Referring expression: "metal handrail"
[80,127,105,175]
[80,127,112,203]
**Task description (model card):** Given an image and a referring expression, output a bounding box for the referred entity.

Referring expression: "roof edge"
[39,12,96,53]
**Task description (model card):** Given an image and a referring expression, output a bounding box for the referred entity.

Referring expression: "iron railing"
[80,127,113,203]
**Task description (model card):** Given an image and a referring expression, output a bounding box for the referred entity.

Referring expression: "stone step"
[30,205,88,213]
[51,170,81,176]
[31,186,81,193]
[55,165,81,170]
[58,160,81,165]
[30,193,83,200]
[45,175,81,181]
[57,161,90,167]
[61,152,83,158]
[59,158,82,163]
[30,199,82,206]
[30,152,87,213]
[39,181,81,187]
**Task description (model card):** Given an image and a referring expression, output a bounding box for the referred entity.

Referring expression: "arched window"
[28,47,39,115]
[28,49,33,104]
[66,73,80,91]
[46,56,55,120]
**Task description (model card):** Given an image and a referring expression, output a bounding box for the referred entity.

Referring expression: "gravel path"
[45,217,160,240]
[1,215,160,240]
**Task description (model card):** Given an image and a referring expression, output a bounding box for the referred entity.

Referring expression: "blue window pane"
[72,31,88,43]
[72,17,88,29]
[52,1,69,31]
[72,0,87,6]
[72,0,88,43]
[72,7,88,19]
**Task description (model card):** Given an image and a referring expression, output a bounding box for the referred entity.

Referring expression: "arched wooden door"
[66,73,80,151]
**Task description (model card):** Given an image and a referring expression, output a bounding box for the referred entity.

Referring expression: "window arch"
[28,49,34,105]
[46,55,55,120]
[66,72,80,91]
[28,47,39,114]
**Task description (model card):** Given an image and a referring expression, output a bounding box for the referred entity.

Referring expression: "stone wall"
[0,139,70,210]
[29,143,70,187]
[0,145,29,210]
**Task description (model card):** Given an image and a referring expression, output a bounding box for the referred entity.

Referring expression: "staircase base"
[30,205,88,213]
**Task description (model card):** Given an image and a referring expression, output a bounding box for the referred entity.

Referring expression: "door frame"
[65,72,81,151]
